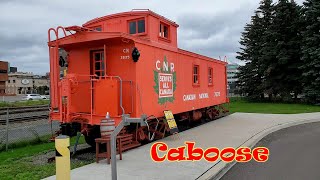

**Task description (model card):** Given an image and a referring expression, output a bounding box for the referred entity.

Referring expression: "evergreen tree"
[237,0,274,100]
[257,0,276,99]
[300,0,320,103]
[264,0,303,100]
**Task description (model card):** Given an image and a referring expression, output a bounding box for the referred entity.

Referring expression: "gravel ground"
[32,143,95,166]
[0,118,59,145]
[0,118,54,129]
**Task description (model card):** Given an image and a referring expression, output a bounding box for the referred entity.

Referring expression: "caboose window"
[193,65,200,85]
[208,67,213,85]
[92,51,105,76]
[129,19,145,34]
[138,20,145,33]
[129,21,137,34]
[159,23,169,38]
[94,26,102,32]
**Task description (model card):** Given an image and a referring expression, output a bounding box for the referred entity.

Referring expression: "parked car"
[23,94,47,100]
[40,95,48,99]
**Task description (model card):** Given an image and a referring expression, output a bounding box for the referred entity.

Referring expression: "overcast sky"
[0,0,304,75]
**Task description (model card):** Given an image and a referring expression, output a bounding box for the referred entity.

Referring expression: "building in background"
[6,72,49,95]
[227,63,240,96]
[0,61,9,94]
[9,67,17,73]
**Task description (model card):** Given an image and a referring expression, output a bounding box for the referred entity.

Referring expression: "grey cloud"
[2,0,304,74]
[177,7,255,60]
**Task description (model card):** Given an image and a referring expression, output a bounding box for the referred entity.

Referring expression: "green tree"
[265,0,303,100]
[300,0,320,103]
[237,0,274,100]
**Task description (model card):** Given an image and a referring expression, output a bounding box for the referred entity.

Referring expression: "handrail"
[48,26,68,42]
[123,80,133,114]
[104,75,125,115]
[48,28,58,43]
[57,26,67,38]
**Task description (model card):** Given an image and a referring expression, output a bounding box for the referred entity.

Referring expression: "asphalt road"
[221,122,320,180]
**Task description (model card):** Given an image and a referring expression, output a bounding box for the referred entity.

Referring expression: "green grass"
[0,100,50,108]
[0,135,52,152]
[229,97,320,114]
[0,135,90,180]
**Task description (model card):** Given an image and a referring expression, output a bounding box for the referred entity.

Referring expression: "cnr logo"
[155,59,175,72]
[153,56,177,105]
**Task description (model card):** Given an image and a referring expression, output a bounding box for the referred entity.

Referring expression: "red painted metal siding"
[48,10,227,126]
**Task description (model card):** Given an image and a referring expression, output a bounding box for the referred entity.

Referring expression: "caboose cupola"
[82,9,179,48]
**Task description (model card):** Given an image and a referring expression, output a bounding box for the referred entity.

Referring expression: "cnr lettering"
[156,60,175,72]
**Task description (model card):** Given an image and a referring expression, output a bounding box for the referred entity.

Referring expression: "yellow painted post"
[55,135,70,180]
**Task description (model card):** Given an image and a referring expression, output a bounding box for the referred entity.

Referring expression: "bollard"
[55,135,70,180]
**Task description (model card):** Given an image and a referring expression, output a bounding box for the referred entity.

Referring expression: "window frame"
[208,67,213,86]
[92,26,102,32]
[159,21,171,41]
[193,64,200,86]
[128,18,147,35]
[91,50,105,77]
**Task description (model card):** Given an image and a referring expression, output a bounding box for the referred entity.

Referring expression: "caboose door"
[91,50,105,77]
[90,50,106,111]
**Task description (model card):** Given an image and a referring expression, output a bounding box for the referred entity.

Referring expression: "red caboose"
[48,9,229,145]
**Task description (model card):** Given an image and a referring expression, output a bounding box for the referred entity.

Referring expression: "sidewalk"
[44,112,320,180]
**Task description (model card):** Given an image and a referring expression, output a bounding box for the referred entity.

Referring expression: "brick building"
[0,61,9,94]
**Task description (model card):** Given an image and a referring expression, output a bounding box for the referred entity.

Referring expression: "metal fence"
[0,106,60,151]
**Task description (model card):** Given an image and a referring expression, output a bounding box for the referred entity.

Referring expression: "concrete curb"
[197,118,320,180]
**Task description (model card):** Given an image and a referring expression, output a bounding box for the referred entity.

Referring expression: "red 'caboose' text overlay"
[150,142,269,163]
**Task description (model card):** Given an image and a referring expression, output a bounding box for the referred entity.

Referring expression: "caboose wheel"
[136,118,168,141]
[84,135,96,147]
[84,125,101,147]
[206,108,214,120]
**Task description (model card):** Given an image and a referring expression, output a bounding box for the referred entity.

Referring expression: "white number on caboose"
[121,56,130,60]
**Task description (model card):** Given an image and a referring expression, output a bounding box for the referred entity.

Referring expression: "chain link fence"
[0,105,60,151]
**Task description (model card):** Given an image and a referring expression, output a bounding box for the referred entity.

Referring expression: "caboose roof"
[83,9,179,28]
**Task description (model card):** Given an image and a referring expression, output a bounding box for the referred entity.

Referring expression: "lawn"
[0,135,92,180]
[229,97,320,114]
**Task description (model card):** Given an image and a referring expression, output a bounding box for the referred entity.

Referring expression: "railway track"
[0,105,49,115]
[1,114,49,123]
[0,114,49,125]
[0,105,49,124]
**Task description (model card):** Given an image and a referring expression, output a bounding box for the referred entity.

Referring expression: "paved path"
[221,122,320,180]
[44,112,320,180]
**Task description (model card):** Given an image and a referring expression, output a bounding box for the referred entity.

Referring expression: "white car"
[23,94,47,100]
